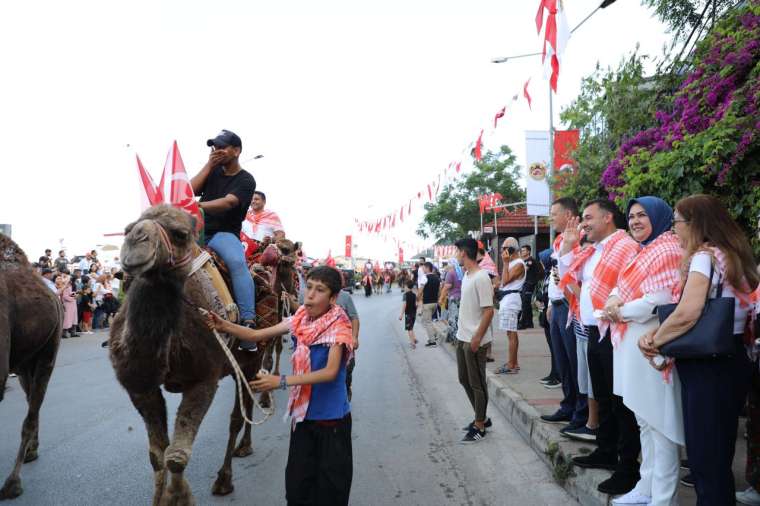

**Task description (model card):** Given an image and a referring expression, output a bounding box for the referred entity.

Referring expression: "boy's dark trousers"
[286,414,352,506]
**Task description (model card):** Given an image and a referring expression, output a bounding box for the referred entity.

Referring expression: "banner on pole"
[398,247,404,264]
[345,235,352,258]
[525,130,551,216]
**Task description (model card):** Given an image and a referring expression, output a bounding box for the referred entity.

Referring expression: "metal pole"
[493,208,499,248]
[548,83,555,245]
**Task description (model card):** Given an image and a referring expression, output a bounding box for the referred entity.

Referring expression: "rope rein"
[196,306,275,426]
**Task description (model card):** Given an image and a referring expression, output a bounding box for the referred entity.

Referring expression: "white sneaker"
[611,491,651,505]
[737,487,760,506]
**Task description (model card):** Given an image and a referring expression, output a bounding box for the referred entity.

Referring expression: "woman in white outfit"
[602,196,684,506]
[496,237,526,374]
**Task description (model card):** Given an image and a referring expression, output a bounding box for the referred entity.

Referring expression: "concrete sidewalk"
[425,318,749,506]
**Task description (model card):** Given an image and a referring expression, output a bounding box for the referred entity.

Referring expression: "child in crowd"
[78,280,94,334]
[399,280,418,348]
[206,265,354,506]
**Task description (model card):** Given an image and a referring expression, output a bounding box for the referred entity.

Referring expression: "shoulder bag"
[656,261,736,359]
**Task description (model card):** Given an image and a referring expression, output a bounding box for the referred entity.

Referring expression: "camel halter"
[151,220,193,270]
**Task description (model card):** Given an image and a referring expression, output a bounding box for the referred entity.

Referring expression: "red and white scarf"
[558,230,639,332]
[286,304,354,428]
[609,232,683,347]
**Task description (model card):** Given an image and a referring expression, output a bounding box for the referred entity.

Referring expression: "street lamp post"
[491,0,619,244]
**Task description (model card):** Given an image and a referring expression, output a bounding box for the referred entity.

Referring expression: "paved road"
[0,291,571,505]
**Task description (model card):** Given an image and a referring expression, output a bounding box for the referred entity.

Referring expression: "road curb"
[434,325,611,506]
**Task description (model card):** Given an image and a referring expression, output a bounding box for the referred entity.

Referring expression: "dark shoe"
[540,411,572,424]
[237,320,258,352]
[485,357,495,363]
[101,341,109,348]
[680,459,689,470]
[539,375,555,384]
[680,473,694,488]
[460,426,486,444]
[543,378,562,389]
[597,472,639,495]
[462,418,492,431]
[561,425,598,443]
[424,341,437,347]
[559,420,585,432]
[572,450,617,471]
[70,333,80,337]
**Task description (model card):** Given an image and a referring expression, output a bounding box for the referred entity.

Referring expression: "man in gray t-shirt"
[337,288,360,401]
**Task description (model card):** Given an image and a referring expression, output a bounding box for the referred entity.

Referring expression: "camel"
[109,205,295,505]
[0,233,62,500]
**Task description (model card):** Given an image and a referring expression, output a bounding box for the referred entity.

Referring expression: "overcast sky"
[0,0,670,261]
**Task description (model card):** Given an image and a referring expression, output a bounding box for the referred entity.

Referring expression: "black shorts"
[404,313,416,331]
[286,414,352,506]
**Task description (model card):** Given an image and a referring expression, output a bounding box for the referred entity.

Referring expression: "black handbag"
[656,261,736,359]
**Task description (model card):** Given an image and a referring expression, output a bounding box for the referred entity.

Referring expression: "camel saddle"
[199,246,281,330]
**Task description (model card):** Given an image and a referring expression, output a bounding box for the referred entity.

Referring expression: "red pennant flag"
[535,0,554,33]
[136,155,164,209]
[392,212,397,227]
[161,141,204,233]
[345,235,352,258]
[494,106,506,128]
[408,200,412,214]
[474,129,484,161]
[400,205,404,222]
[523,79,532,110]
[455,161,461,173]
[427,184,433,201]
[398,247,404,264]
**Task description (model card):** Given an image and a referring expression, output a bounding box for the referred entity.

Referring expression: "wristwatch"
[279,375,288,390]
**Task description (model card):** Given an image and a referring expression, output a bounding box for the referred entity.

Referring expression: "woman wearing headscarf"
[601,196,684,506]
[640,195,759,505]
[440,257,464,342]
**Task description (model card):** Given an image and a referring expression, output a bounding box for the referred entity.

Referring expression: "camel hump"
[0,233,30,267]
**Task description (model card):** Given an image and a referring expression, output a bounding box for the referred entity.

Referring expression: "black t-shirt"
[403,290,417,315]
[524,256,542,287]
[422,273,440,304]
[199,165,256,238]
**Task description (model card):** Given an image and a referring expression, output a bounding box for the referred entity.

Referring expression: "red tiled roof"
[484,207,550,233]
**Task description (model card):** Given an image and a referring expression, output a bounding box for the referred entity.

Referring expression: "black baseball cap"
[206,130,242,149]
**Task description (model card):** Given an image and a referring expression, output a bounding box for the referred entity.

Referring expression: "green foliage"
[417,146,524,243]
[642,0,738,41]
[557,51,663,205]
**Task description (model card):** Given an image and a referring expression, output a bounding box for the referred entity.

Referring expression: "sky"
[0,0,671,262]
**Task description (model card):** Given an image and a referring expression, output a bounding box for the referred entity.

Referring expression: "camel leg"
[128,389,170,506]
[232,390,254,458]
[212,387,246,495]
[161,381,217,506]
[0,336,57,501]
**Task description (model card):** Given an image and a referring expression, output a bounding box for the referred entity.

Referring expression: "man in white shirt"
[78,252,92,273]
[560,199,642,497]
[241,191,285,242]
[455,238,494,444]
[540,198,589,437]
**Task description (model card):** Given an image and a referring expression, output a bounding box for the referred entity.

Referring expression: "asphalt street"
[0,290,571,505]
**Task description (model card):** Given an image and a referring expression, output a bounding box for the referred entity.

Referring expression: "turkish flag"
[345,235,352,258]
[160,141,204,233]
[136,155,163,209]
[553,129,580,191]
[474,129,484,161]
[523,79,532,110]
[325,250,336,268]
[398,247,404,264]
[494,106,506,128]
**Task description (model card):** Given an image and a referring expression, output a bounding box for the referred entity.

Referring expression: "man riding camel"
[241,190,286,257]
[191,129,258,350]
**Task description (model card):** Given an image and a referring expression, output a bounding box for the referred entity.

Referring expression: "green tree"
[557,50,664,204]
[417,146,524,243]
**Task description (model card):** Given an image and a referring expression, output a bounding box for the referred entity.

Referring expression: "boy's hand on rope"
[250,373,279,393]
[205,311,227,332]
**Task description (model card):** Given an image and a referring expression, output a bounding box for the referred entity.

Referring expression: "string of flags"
[353,0,572,239]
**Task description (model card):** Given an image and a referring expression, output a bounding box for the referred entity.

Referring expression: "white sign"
[525,130,551,217]
[483,226,494,233]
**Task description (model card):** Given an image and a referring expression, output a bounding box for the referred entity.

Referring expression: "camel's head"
[121,205,195,277]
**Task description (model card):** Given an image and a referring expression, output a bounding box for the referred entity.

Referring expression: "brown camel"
[0,234,62,500]
[109,205,290,504]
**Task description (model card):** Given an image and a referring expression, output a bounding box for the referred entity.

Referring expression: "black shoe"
[460,426,486,444]
[101,340,109,348]
[680,459,689,470]
[572,450,617,471]
[237,320,258,352]
[462,418,493,431]
[559,420,585,433]
[540,411,572,424]
[560,425,598,443]
[543,378,562,389]
[680,473,694,487]
[597,472,639,495]
[486,357,495,362]
[539,375,554,384]
[424,341,437,347]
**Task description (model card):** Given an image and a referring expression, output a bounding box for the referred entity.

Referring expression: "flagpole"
[548,83,555,245]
